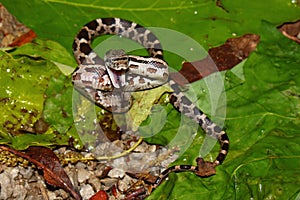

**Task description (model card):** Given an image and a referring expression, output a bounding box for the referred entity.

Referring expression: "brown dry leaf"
[171,33,260,85]
[0,145,82,200]
[126,171,158,185]
[194,158,216,177]
[0,3,36,47]
[278,20,300,44]
[26,146,82,200]
[89,190,109,200]
[125,187,149,200]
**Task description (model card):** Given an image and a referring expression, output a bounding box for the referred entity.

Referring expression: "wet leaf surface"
[0,40,75,149]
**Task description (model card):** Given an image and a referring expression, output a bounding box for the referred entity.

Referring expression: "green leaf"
[2,0,300,54]
[43,74,74,134]
[0,39,76,149]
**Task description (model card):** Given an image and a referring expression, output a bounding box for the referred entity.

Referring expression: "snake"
[72,18,229,191]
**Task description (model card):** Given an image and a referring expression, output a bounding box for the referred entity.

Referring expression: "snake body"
[72,18,229,190]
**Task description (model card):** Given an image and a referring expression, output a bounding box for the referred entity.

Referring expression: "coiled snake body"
[72,18,229,190]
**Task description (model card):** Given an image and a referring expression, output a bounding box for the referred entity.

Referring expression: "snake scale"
[72,18,229,190]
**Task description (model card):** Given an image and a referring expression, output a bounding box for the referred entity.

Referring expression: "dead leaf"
[0,145,82,200]
[126,171,157,184]
[194,157,216,177]
[0,4,36,47]
[9,30,37,47]
[125,187,148,200]
[278,20,300,44]
[171,33,260,85]
[26,146,82,200]
[89,190,108,200]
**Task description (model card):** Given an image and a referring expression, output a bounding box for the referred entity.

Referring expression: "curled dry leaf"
[0,3,36,47]
[0,145,82,200]
[278,20,300,44]
[26,147,83,200]
[125,187,148,200]
[171,33,260,85]
[126,171,158,185]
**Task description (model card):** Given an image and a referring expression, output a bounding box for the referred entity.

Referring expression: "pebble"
[0,171,12,199]
[77,168,91,183]
[13,184,27,199]
[80,184,94,199]
[108,167,125,178]
[88,175,101,191]
[0,136,178,199]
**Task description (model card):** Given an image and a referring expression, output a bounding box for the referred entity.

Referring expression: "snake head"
[104,49,129,70]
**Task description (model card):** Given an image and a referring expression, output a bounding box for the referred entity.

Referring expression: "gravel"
[0,136,178,200]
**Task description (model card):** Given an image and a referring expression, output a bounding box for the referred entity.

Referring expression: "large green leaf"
[2,0,300,59]
[0,39,75,149]
[1,0,300,199]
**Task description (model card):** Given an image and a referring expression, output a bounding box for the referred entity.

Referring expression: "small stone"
[55,189,69,199]
[75,161,87,169]
[12,184,27,199]
[93,163,107,177]
[80,184,94,199]
[47,191,58,200]
[65,166,78,187]
[0,171,13,199]
[117,175,133,191]
[10,167,19,179]
[88,175,101,191]
[99,178,117,190]
[19,166,34,180]
[77,168,91,183]
[134,141,149,152]
[108,168,125,178]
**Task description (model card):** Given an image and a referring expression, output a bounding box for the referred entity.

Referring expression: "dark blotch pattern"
[214,126,222,133]
[79,56,85,64]
[72,41,78,51]
[169,94,178,105]
[79,43,92,55]
[193,106,203,117]
[222,142,229,151]
[216,153,226,164]
[153,52,164,60]
[77,29,89,40]
[110,26,116,33]
[154,177,162,185]
[180,96,192,106]
[180,165,192,170]
[86,20,99,31]
[182,106,191,114]
[161,166,174,175]
[101,18,115,26]
[221,133,229,142]
[206,127,212,136]
[204,117,213,126]
[170,82,180,91]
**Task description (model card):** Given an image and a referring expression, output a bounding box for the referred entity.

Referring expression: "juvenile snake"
[72,18,229,190]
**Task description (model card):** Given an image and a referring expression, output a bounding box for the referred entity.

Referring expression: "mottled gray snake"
[72,18,229,190]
